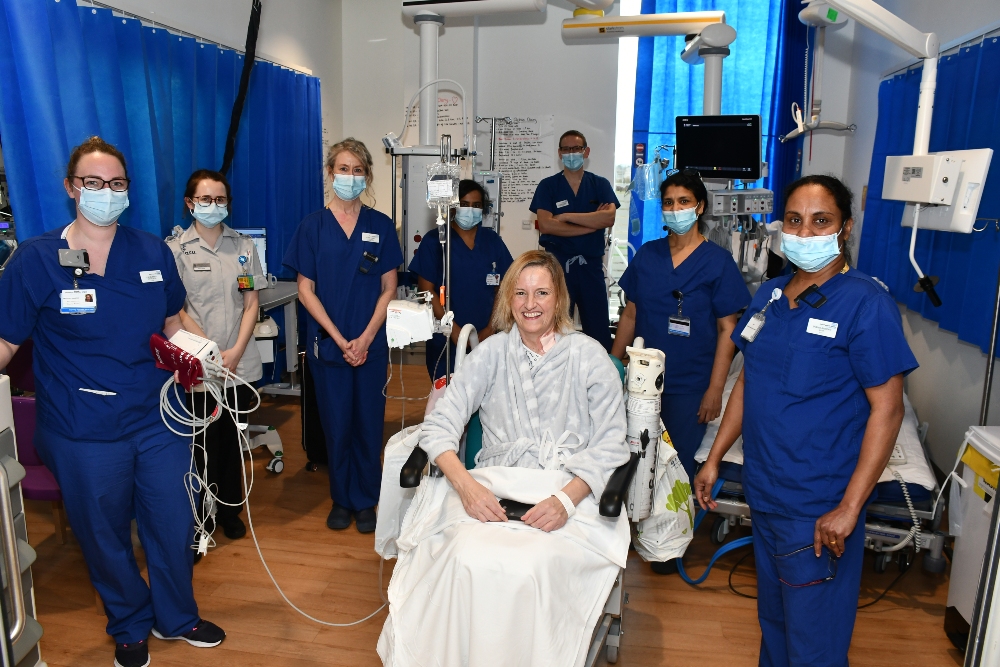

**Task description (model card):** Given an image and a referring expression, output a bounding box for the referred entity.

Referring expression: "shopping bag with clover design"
[634,432,695,562]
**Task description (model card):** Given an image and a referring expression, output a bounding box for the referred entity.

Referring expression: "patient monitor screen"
[675,115,762,181]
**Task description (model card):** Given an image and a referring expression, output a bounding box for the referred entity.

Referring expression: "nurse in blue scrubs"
[409,179,514,379]
[531,130,619,351]
[0,137,224,667]
[613,170,750,478]
[283,138,402,534]
[695,175,918,667]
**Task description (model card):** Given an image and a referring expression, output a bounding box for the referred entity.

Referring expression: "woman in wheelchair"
[377,250,630,667]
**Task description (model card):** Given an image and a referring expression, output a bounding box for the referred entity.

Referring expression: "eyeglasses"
[459,202,484,209]
[192,195,230,206]
[558,145,587,154]
[74,175,130,192]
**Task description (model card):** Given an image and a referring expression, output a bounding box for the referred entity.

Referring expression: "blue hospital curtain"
[0,1,324,279]
[858,37,1000,354]
[630,0,803,252]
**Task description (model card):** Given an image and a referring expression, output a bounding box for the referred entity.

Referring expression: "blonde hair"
[326,137,375,205]
[491,250,573,334]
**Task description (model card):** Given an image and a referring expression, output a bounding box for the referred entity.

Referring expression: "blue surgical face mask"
[455,206,483,230]
[76,186,129,227]
[191,202,228,228]
[780,228,844,272]
[662,206,699,235]
[333,174,366,201]
[562,153,585,171]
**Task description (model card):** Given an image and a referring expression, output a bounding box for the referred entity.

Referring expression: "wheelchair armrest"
[400,446,429,488]
[599,452,640,518]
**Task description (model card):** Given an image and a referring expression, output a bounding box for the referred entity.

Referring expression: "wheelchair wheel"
[898,550,913,573]
[874,552,892,574]
[305,461,320,472]
[606,617,621,664]
[710,516,729,545]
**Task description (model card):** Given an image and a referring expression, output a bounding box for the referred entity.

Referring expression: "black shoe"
[650,559,678,575]
[355,507,377,534]
[327,505,352,530]
[151,619,225,648]
[114,640,150,667]
[219,515,246,540]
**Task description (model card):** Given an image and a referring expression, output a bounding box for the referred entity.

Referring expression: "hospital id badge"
[667,315,691,337]
[740,312,765,342]
[60,289,97,315]
[486,273,500,286]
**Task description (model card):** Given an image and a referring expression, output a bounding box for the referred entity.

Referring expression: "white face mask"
[76,186,129,226]
[191,202,228,228]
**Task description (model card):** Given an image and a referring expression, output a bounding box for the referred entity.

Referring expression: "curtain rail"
[76,0,312,75]
[880,19,1000,80]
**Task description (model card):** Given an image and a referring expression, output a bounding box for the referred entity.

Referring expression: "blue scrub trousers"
[661,392,707,479]
[752,510,866,667]
[310,356,387,511]
[558,254,611,351]
[35,422,198,644]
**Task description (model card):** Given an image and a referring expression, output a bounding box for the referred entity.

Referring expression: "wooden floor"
[24,365,963,666]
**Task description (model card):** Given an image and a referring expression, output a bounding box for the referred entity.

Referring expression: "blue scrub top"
[733,269,919,519]
[529,171,620,259]
[408,225,514,332]
[619,239,750,395]
[283,206,403,367]
[0,225,186,442]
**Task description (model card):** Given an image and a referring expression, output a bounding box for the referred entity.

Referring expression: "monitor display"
[239,227,268,277]
[674,115,762,181]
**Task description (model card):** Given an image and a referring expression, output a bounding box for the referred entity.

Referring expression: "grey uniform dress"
[166,223,266,523]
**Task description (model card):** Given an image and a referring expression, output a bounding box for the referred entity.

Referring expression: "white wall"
[94,0,344,151]
[476,1,620,256]
[340,0,474,219]
[838,1,1000,468]
[339,0,620,258]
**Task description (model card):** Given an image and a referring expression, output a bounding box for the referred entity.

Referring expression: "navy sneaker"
[151,619,225,648]
[326,504,352,530]
[114,640,149,667]
[355,507,377,534]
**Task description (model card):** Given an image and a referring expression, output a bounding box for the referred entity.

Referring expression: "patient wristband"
[553,491,576,519]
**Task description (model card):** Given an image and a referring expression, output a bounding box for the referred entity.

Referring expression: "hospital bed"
[693,356,947,574]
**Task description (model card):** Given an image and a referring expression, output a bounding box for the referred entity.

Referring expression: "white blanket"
[374,425,422,560]
[377,466,630,667]
[694,357,937,491]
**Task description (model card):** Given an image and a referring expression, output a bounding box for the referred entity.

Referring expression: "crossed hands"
[455,478,571,533]
[338,333,372,366]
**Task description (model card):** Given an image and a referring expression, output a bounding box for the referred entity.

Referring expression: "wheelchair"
[397,440,639,665]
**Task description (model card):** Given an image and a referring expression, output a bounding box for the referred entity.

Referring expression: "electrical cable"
[857,567,910,610]
[724,540,914,609]
[879,468,921,553]
[160,362,389,627]
[727,550,757,600]
[399,78,469,149]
